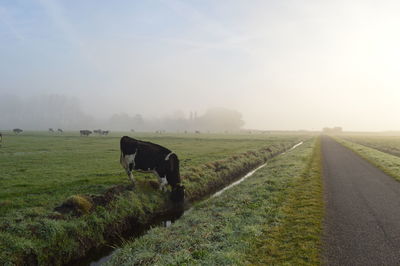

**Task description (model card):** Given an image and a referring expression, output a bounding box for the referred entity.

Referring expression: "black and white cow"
[80,130,92,136]
[13,128,23,134]
[120,136,184,202]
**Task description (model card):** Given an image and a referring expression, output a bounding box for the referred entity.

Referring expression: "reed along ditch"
[68,141,304,266]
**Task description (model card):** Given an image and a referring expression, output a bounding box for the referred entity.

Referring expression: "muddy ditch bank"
[11,141,301,266]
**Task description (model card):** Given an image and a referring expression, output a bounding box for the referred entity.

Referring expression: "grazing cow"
[13,128,23,134]
[80,130,92,136]
[101,130,109,136]
[120,136,185,202]
[57,128,63,133]
[93,129,102,134]
[49,128,54,133]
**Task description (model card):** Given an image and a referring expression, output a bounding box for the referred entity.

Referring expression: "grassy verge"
[0,133,302,265]
[247,137,323,265]
[105,138,323,265]
[340,135,400,157]
[335,137,400,181]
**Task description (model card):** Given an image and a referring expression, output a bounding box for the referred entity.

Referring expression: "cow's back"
[120,136,172,170]
[137,141,171,167]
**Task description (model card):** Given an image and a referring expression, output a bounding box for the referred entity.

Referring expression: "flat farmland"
[0,132,300,215]
[0,131,304,265]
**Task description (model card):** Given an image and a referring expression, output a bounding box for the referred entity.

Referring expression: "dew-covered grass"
[0,131,304,265]
[105,138,322,265]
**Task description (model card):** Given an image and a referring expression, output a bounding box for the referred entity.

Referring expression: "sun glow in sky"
[1,0,400,131]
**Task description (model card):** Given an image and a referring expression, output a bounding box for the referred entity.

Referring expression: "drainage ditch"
[68,142,303,265]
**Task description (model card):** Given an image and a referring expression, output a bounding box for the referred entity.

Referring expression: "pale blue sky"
[1,0,400,131]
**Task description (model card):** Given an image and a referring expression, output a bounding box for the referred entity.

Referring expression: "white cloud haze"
[1,0,400,131]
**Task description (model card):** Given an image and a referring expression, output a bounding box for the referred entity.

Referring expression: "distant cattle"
[57,128,63,133]
[120,136,184,202]
[80,130,92,136]
[13,128,23,134]
[49,128,54,133]
[93,129,109,136]
[0,133,2,146]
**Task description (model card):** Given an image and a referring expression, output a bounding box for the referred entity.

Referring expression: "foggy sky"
[1,0,400,131]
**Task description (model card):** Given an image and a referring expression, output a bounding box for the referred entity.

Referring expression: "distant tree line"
[108,107,244,132]
[0,94,245,132]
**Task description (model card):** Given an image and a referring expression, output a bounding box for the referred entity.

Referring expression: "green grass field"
[105,138,322,265]
[0,131,301,215]
[0,131,306,265]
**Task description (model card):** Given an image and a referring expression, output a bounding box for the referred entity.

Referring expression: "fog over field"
[1,0,400,131]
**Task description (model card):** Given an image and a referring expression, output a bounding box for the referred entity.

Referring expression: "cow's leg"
[122,153,136,184]
[154,170,168,191]
[127,163,135,183]
[159,175,168,192]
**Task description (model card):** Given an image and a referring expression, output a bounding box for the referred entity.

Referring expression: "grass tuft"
[68,195,93,214]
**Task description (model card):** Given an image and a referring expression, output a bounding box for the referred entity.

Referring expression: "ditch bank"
[76,141,304,266]
[8,141,301,266]
[104,139,315,265]
[74,141,304,265]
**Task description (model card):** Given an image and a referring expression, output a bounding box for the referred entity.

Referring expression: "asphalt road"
[322,136,400,265]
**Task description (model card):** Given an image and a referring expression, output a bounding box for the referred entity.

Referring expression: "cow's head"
[170,184,185,203]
